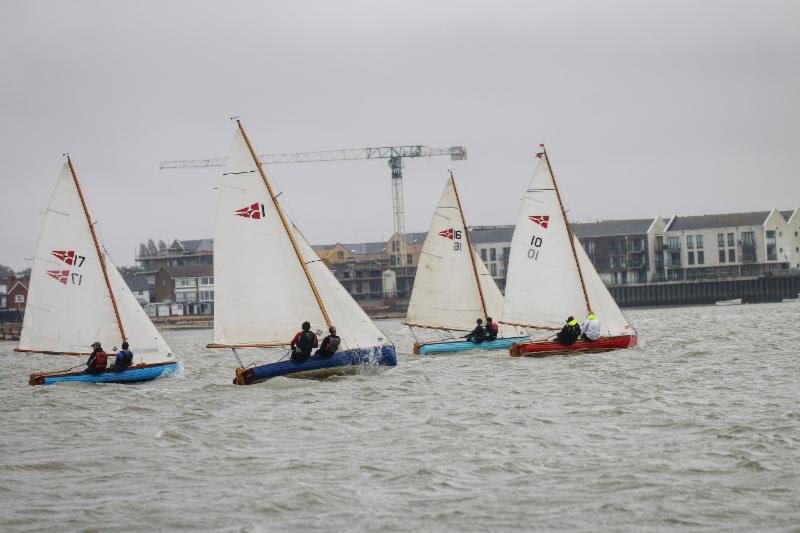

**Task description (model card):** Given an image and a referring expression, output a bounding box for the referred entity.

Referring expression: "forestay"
[212,129,388,350]
[407,177,518,336]
[18,163,122,354]
[105,253,175,364]
[502,156,632,336]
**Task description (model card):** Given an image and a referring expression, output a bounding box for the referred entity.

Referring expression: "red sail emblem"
[52,250,76,265]
[528,215,550,228]
[47,270,70,285]
[438,228,454,240]
[236,202,266,219]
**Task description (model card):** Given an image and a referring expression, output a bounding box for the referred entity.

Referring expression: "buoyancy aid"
[325,335,340,354]
[93,351,108,369]
[296,330,316,355]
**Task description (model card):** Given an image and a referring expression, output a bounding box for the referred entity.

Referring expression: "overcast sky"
[1,0,798,270]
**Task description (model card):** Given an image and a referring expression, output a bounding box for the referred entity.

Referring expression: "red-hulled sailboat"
[501,145,637,357]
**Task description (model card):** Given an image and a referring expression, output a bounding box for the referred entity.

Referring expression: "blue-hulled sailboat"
[406,174,527,354]
[206,121,396,384]
[21,157,179,385]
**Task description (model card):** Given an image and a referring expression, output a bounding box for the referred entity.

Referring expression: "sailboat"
[20,158,179,385]
[406,174,528,354]
[501,145,637,357]
[207,121,396,384]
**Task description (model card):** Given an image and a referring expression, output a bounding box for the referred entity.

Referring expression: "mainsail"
[406,176,519,337]
[18,160,174,362]
[502,151,632,337]
[211,124,388,351]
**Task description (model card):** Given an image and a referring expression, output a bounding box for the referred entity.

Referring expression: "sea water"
[1,303,798,531]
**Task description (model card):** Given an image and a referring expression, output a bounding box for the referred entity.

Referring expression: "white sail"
[502,156,632,335]
[105,252,175,364]
[213,129,388,350]
[576,241,632,336]
[407,177,518,336]
[502,157,586,328]
[294,228,389,350]
[19,163,122,354]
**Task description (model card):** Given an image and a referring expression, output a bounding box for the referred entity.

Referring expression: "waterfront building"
[123,273,152,305]
[469,226,514,291]
[656,208,799,281]
[154,265,214,315]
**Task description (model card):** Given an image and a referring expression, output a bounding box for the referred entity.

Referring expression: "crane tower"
[160,144,467,267]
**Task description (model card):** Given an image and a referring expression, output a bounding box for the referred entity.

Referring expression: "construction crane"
[160,145,467,267]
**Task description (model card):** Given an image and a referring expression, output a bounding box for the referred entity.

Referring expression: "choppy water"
[1,303,799,532]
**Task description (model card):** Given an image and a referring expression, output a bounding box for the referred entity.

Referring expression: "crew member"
[114,341,134,372]
[556,316,581,345]
[465,318,487,344]
[86,342,108,375]
[316,326,341,357]
[581,312,602,341]
[290,321,318,363]
[485,317,499,341]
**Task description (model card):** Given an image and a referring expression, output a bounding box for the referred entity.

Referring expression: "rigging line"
[66,157,127,342]
[230,347,244,368]
[541,147,591,315]
[222,170,258,176]
[449,171,489,319]
[236,120,332,329]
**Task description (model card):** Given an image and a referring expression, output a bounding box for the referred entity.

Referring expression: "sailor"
[485,317,499,341]
[465,318,488,344]
[581,312,602,341]
[316,326,341,357]
[556,316,581,345]
[113,341,134,372]
[290,321,318,363]
[85,342,108,375]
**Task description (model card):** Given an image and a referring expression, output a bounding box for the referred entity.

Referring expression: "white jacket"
[580,317,602,340]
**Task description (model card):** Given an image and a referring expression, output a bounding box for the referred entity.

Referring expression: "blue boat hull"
[415,336,530,355]
[236,345,397,385]
[31,362,180,385]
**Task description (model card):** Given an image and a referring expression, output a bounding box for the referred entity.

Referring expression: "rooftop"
[123,273,151,291]
[572,218,654,238]
[157,264,214,278]
[468,225,514,244]
[667,211,772,231]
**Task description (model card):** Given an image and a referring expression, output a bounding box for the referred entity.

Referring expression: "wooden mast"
[66,156,127,342]
[449,172,489,318]
[236,120,332,329]
[541,145,591,314]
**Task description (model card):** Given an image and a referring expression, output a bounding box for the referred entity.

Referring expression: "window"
[390,255,396,265]
[687,235,694,249]
[666,236,680,250]
[719,250,726,263]
[337,251,344,260]
[480,249,487,261]
[698,251,705,264]
[687,251,695,265]
[727,233,734,247]
[490,263,497,276]
[766,230,777,260]
[199,276,214,285]
[741,231,755,246]
[176,278,196,287]
[391,240,398,252]
[15,294,25,303]
[407,254,413,265]
[584,241,595,255]
[200,290,214,302]
[696,235,704,249]
[490,248,497,261]
[728,249,736,263]
[503,247,511,260]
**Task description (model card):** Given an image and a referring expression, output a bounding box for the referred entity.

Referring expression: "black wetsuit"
[466,325,487,344]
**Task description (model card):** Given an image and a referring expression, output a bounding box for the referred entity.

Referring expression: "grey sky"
[1,0,798,270]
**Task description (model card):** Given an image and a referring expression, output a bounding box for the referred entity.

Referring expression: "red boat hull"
[510,334,637,357]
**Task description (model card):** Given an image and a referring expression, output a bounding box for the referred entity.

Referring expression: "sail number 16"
[528,235,543,260]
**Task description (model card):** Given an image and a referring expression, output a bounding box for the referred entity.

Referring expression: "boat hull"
[510,334,637,357]
[414,336,530,355]
[30,361,180,386]
[234,345,397,385]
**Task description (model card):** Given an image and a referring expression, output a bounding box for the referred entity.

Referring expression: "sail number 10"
[528,235,543,260]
